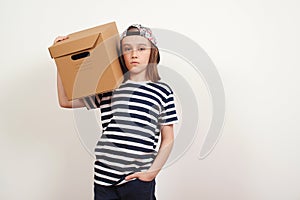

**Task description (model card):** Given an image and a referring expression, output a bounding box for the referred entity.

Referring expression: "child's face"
[121,35,151,76]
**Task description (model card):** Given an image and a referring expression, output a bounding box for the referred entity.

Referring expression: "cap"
[120,24,158,47]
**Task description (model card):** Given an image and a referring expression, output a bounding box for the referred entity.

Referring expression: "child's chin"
[129,68,146,74]
[129,66,146,71]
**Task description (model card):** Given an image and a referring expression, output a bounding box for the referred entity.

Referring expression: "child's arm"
[54,36,85,109]
[57,72,85,108]
[125,124,175,182]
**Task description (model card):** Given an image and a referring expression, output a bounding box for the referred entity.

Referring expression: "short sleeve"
[82,93,102,110]
[158,90,179,126]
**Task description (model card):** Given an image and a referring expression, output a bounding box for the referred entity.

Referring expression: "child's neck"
[129,74,149,82]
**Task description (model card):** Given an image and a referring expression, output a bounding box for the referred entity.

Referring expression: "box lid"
[48,22,118,59]
[48,33,100,58]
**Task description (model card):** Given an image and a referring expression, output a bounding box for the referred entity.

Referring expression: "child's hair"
[119,24,161,82]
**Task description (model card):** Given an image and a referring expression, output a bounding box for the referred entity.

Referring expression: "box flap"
[49,33,100,58]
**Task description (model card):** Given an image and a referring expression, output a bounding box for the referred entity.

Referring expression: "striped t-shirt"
[83,79,179,186]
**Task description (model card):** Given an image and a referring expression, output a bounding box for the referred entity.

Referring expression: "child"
[54,24,178,200]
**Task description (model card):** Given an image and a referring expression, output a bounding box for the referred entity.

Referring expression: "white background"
[1,0,300,199]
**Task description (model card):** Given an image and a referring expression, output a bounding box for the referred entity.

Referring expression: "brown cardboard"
[49,22,124,100]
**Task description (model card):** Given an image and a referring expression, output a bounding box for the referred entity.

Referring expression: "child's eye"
[124,47,132,52]
[138,47,146,51]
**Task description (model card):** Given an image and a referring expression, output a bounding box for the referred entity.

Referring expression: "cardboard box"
[48,22,124,100]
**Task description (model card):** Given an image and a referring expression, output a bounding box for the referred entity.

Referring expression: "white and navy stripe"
[83,80,178,186]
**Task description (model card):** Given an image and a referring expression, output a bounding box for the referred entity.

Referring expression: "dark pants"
[94,179,156,200]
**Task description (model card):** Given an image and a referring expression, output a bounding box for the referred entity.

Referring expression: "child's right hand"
[53,36,69,44]
[53,35,85,109]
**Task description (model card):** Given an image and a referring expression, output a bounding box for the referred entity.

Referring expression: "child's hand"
[125,171,157,182]
[53,35,69,44]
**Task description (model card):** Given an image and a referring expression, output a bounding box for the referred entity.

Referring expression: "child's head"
[120,24,160,82]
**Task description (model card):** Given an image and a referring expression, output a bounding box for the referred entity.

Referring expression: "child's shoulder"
[150,81,174,94]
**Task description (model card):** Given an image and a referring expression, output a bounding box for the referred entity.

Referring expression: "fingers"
[125,172,156,182]
[125,173,139,181]
[54,35,69,44]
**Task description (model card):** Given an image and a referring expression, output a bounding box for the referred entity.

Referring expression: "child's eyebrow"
[122,43,148,46]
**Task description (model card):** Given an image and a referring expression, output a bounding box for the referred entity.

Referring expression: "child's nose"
[131,50,138,58]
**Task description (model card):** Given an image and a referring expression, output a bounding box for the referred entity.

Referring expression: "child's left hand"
[125,171,157,182]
